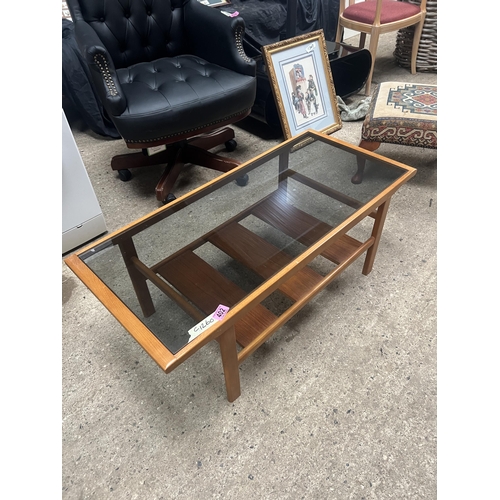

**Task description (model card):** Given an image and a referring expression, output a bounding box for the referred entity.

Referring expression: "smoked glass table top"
[72,130,415,358]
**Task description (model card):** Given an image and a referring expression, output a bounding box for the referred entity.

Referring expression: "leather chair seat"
[115,55,256,144]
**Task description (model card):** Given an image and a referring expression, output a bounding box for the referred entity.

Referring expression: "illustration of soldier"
[295,84,308,119]
[289,63,308,118]
[305,74,319,115]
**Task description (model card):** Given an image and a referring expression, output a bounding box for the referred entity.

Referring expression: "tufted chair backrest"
[67,0,187,69]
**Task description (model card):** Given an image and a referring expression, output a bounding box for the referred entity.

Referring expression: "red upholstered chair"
[335,0,427,95]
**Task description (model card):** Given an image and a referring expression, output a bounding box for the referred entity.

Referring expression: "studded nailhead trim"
[94,53,119,96]
[235,26,252,64]
[124,109,251,144]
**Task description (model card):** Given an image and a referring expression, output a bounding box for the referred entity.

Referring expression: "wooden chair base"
[110,128,241,203]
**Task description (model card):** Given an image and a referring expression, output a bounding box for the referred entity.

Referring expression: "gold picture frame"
[262,30,342,144]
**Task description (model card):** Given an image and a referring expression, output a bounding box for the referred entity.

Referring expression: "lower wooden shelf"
[154,192,365,350]
[156,250,277,347]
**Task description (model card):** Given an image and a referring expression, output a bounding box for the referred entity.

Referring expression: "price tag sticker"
[212,304,230,321]
[188,305,230,341]
[146,144,167,156]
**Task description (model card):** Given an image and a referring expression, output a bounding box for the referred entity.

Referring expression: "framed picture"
[262,30,342,143]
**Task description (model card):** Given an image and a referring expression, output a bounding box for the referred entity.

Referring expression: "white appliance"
[62,110,107,254]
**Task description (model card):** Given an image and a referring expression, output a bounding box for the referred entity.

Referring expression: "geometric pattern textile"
[361,82,437,148]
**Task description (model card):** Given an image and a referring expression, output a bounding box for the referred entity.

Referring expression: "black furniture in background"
[229,0,340,45]
[62,18,120,138]
[235,0,371,132]
[66,0,257,204]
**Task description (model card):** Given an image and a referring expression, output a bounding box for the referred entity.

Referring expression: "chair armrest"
[73,20,127,116]
[184,0,256,77]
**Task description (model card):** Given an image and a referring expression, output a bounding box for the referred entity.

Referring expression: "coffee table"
[64,130,416,402]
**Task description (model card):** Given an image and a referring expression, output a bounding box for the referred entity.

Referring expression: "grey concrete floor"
[62,33,437,499]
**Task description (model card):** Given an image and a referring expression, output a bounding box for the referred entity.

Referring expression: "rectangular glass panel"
[81,132,407,354]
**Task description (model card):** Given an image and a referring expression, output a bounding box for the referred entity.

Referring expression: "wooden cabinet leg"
[217,326,241,402]
[363,199,390,276]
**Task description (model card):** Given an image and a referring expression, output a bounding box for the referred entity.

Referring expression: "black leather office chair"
[66,0,257,203]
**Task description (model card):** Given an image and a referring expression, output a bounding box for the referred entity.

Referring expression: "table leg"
[278,151,290,195]
[119,238,156,317]
[217,326,241,402]
[363,199,390,276]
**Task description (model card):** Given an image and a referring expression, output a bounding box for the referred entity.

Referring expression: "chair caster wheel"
[118,169,132,182]
[225,139,237,152]
[235,174,249,186]
[163,193,176,204]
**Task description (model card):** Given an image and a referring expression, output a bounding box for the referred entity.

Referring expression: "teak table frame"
[65,130,416,402]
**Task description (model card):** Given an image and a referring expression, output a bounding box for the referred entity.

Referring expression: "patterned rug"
[361,82,437,148]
